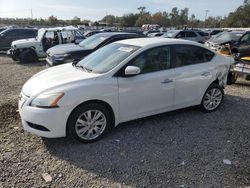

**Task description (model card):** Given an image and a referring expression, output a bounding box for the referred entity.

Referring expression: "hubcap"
[203,88,222,111]
[75,110,107,140]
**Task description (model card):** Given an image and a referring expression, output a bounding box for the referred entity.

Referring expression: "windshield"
[216,32,243,42]
[162,30,179,38]
[76,43,140,74]
[79,34,108,49]
[36,29,45,40]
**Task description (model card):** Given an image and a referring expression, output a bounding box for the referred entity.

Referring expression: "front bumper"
[7,48,15,57]
[46,55,73,67]
[18,92,72,138]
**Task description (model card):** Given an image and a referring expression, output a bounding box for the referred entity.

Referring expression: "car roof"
[93,32,139,37]
[5,28,36,31]
[116,37,204,47]
[39,26,79,32]
[228,30,246,34]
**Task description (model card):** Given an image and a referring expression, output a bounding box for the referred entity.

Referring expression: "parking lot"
[0,54,249,187]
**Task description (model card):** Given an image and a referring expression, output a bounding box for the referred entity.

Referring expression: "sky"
[0,0,244,21]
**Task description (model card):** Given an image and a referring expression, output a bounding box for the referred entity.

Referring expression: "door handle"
[161,78,173,84]
[201,72,210,77]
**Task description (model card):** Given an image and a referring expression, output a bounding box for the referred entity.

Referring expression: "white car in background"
[8,26,85,62]
[18,38,233,143]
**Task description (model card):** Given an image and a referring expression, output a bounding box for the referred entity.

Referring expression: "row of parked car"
[1,26,250,85]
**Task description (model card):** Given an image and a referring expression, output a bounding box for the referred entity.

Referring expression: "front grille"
[27,122,50,132]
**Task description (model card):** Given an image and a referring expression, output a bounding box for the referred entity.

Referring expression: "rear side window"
[173,45,215,67]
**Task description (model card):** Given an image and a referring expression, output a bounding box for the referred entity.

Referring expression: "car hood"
[22,63,98,96]
[207,38,235,45]
[47,43,84,55]
[12,38,39,46]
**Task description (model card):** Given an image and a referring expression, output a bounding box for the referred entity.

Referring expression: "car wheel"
[19,49,38,63]
[200,83,224,112]
[67,103,112,143]
[246,75,250,81]
[11,56,18,61]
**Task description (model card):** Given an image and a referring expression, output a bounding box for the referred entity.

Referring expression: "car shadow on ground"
[43,94,250,187]
[0,51,7,57]
[17,60,46,67]
[0,52,46,67]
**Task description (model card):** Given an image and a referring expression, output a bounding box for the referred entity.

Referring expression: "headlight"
[53,54,70,60]
[30,92,64,108]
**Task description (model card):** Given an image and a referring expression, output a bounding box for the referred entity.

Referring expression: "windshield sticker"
[118,47,134,53]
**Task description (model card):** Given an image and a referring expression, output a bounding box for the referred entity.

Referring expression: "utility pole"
[31,8,33,19]
[204,10,209,28]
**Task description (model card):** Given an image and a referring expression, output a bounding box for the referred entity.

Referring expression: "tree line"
[0,1,250,28]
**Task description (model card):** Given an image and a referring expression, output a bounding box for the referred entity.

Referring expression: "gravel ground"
[0,54,249,188]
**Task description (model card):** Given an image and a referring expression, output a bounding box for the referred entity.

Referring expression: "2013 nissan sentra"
[19,38,233,143]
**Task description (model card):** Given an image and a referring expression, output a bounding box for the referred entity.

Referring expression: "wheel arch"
[66,99,116,136]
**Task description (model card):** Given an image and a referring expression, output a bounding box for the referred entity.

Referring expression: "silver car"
[162,30,209,43]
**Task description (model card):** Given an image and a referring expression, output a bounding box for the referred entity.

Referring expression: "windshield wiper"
[73,64,92,73]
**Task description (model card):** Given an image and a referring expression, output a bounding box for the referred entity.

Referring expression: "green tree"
[71,16,81,25]
[120,13,139,27]
[48,15,58,25]
[102,15,116,26]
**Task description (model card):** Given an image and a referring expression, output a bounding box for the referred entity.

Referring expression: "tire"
[67,103,112,143]
[246,75,250,81]
[19,49,38,63]
[11,56,18,61]
[227,72,238,85]
[200,83,224,112]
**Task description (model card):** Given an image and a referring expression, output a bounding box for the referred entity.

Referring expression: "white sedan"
[19,38,233,143]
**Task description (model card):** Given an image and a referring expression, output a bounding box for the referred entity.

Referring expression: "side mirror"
[125,66,141,76]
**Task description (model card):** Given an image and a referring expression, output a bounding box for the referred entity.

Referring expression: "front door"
[238,33,250,57]
[117,46,175,122]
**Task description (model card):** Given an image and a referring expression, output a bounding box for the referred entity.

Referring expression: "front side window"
[162,30,179,38]
[5,30,16,37]
[240,33,250,44]
[129,46,171,74]
[177,32,185,38]
[173,45,214,67]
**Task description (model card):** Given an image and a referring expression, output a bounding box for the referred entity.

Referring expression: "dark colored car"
[46,32,143,66]
[209,29,224,36]
[161,30,209,43]
[0,28,37,50]
[0,28,7,33]
[205,30,245,49]
[231,31,250,58]
[83,30,102,38]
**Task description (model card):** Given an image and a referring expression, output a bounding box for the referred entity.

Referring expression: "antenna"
[204,10,209,28]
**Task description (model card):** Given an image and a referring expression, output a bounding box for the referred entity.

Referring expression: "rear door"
[172,44,216,108]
